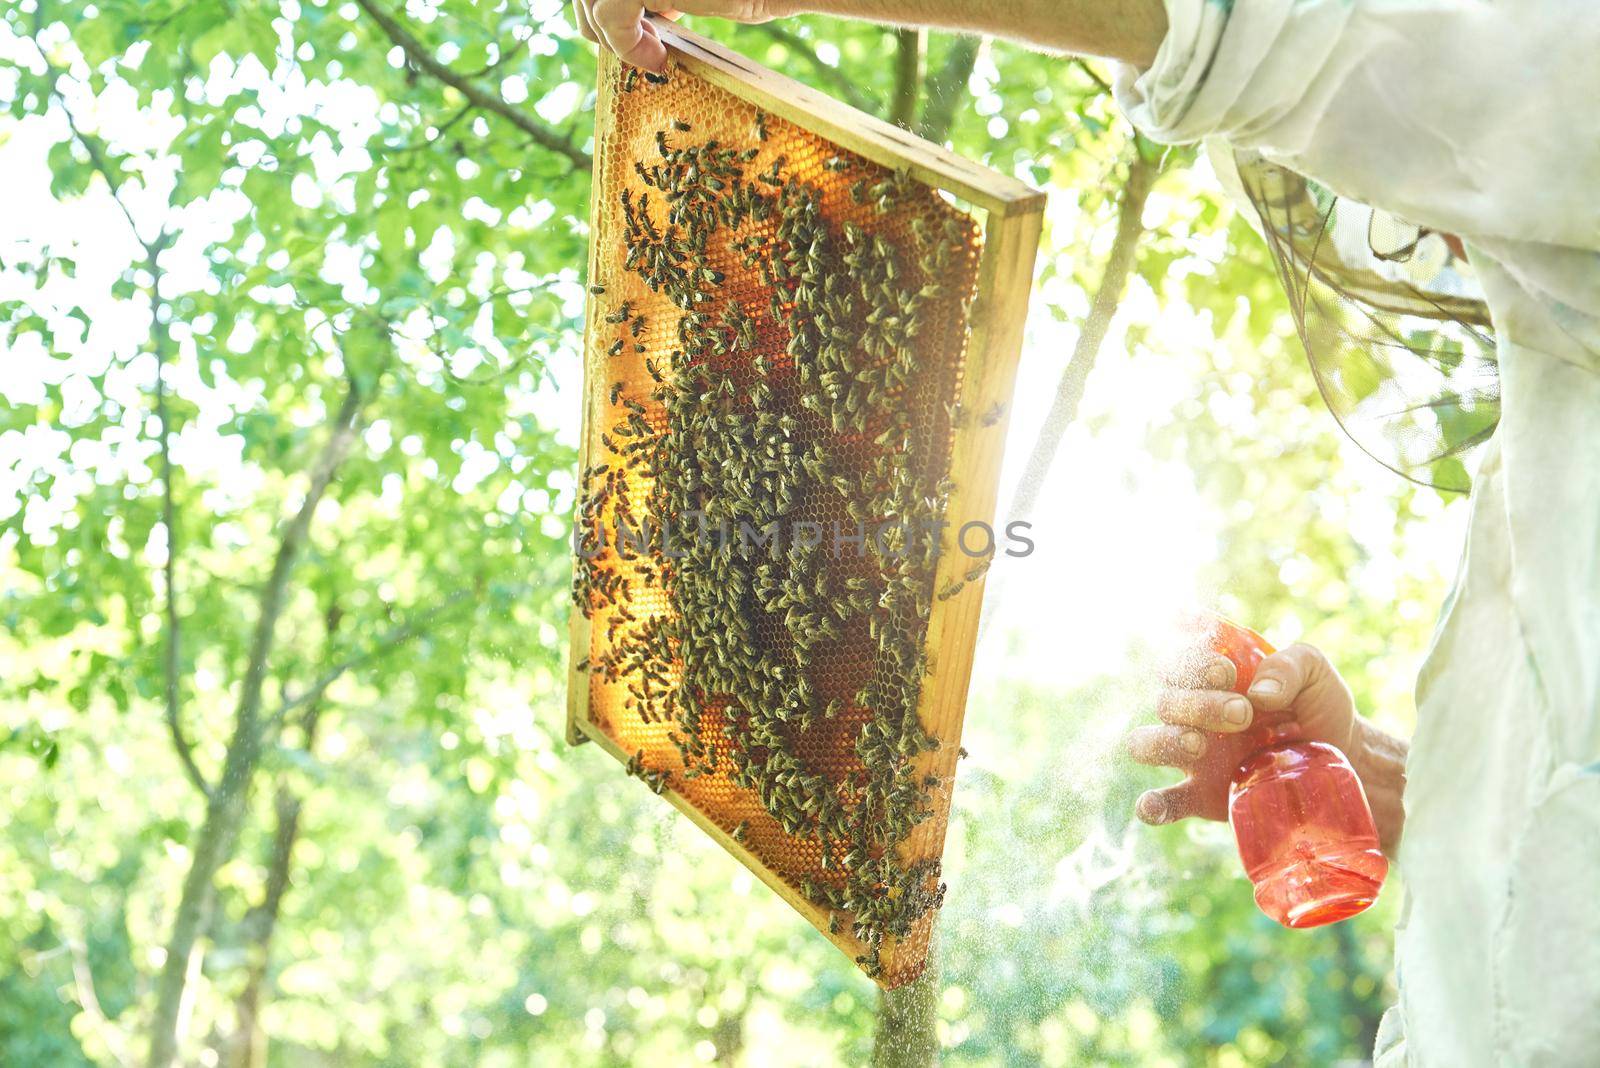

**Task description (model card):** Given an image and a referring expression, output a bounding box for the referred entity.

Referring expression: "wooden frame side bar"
[565,50,622,747]
[880,206,1045,981]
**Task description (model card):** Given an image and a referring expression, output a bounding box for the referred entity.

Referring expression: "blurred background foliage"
[0,1,1465,1065]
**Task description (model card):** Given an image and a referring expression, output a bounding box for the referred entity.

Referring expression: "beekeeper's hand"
[570,3,785,74]
[1126,644,1358,822]
[1126,642,1408,854]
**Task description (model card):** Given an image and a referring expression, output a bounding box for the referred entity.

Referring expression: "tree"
[4,1,580,1061]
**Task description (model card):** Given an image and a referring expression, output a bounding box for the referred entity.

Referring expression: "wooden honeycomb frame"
[566,17,1044,987]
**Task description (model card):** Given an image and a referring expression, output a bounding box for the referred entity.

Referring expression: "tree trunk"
[916,38,980,144]
[872,951,941,1068]
[890,29,924,130]
[222,602,338,1068]
[222,785,303,1068]
[145,386,361,1068]
[710,1007,745,1064]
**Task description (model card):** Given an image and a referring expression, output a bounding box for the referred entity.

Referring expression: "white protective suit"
[1114,2,1600,1065]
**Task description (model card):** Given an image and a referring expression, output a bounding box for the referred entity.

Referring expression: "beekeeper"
[574,1,1600,1063]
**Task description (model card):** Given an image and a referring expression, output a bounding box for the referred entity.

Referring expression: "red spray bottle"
[1200,615,1388,928]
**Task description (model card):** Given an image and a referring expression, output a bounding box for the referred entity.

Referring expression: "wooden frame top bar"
[653,17,1047,217]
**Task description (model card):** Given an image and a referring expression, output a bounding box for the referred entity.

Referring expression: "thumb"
[1246,642,1335,714]
[593,0,670,72]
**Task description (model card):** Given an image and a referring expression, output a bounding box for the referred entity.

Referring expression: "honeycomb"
[568,31,1026,988]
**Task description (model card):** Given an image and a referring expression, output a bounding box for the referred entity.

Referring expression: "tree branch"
[33,32,210,798]
[149,243,211,800]
[383,101,474,155]
[265,588,474,732]
[68,931,133,1068]
[223,782,302,1068]
[30,25,165,256]
[1007,150,1157,524]
[889,29,924,130]
[1074,58,1113,96]
[916,36,980,144]
[354,0,591,169]
[750,22,876,113]
[224,600,340,1068]
[977,149,1157,649]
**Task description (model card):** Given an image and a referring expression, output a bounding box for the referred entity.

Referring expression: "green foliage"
[0,3,1459,1065]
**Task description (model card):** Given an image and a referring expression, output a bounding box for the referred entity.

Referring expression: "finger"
[646,5,682,18]
[1156,687,1254,732]
[592,0,669,71]
[1161,647,1237,692]
[1199,653,1236,692]
[1136,781,1211,825]
[573,2,600,43]
[1247,642,1341,713]
[1125,724,1208,769]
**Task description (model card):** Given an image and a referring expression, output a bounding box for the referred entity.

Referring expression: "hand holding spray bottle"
[1198,614,1388,928]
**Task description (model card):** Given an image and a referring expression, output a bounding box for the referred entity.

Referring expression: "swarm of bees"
[574,69,980,978]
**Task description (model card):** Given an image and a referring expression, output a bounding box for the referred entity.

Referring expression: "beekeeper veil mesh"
[1215,148,1501,492]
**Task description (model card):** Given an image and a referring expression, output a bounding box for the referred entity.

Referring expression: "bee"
[588,283,606,295]
[754,110,769,141]
[607,339,624,358]
[644,71,669,85]
[824,155,848,172]
[623,68,639,92]
[604,302,632,324]
[609,381,624,405]
[673,118,691,132]
[980,402,1005,427]
[630,315,646,337]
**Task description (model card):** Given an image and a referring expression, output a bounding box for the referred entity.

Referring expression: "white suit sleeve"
[1114,0,1600,253]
